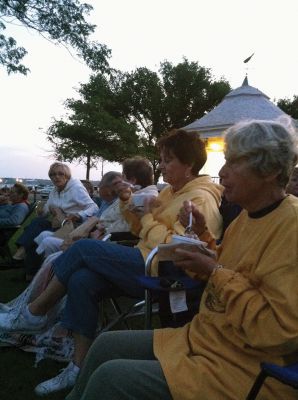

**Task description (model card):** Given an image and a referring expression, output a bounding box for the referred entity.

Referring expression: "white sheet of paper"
[169,291,188,313]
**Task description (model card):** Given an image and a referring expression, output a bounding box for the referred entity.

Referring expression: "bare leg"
[28,275,66,316]
[73,333,93,367]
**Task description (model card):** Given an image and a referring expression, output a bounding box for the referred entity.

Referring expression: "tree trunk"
[101,159,104,178]
[86,154,91,179]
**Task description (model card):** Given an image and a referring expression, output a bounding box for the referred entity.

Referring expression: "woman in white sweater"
[14,162,98,278]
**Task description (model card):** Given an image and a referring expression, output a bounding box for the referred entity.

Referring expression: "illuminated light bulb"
[209,143,221,151]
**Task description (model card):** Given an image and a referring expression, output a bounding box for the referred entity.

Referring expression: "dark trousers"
[17,216,53,275]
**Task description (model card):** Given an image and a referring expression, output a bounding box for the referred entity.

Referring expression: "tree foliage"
[160,59,230,128]
[277,95,298,119]
[46,59,231,180]
[46,72,139,179]
[118,58,231,179]
[0,0,110,74]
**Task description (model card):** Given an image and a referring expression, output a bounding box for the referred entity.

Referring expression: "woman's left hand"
[90,227,105,240]
[174,248,218,280]
[115,181,132,201]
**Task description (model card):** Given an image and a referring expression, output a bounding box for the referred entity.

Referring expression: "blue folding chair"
[97,235,153,332]
[97,244,205,332]
[246,361,298,399]
[139,246,206,329]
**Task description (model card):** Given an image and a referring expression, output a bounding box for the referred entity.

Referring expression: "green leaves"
[116,59,230,180]
[0,28,29,74]
[0,0,111,74]
[277,96,298,119]
[45,60,230,180]
[46,71,140,177]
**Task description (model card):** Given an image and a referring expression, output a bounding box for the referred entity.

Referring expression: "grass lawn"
[0,268,70,400]
[0,208,159,399]
[0,266,159,399]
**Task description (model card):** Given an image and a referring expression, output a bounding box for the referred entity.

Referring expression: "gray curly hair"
[224,117,298,187]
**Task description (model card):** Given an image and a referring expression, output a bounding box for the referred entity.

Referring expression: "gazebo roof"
[183,76,289,138]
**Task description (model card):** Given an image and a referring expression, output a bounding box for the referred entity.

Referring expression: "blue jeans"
[52,239,145,339]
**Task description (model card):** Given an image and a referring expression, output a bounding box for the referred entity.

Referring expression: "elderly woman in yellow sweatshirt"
[0,129,223,396]
[66,118,298,400]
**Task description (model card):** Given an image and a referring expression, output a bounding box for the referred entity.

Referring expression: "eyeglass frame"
[49,171,66,178]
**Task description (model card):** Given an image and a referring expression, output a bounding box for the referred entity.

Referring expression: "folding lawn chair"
[97,241,206,333]
[246,361,298,399]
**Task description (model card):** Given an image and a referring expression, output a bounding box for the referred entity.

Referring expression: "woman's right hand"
[179,201,207,236]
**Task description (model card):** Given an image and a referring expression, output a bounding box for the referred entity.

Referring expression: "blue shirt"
[0,202,30,227]
[96,198,117,217]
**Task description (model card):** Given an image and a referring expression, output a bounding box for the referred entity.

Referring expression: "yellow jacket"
[154,195,298,400]
[135,176,223,273]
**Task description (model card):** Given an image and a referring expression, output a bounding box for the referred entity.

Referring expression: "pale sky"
[1,0,298,180]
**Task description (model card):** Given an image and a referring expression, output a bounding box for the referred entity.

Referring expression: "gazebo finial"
[242,75,249,86]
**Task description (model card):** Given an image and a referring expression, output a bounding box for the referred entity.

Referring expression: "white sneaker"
[13,246,26,260]
[34,362,79,396]
[0,307,47,333]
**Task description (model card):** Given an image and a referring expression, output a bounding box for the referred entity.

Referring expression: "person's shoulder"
[66,178,88,193]
[186,176,223,204]
[282,195,298,217]
[135,185,159,196]
[67,177,81,188]
[9,202,29,216]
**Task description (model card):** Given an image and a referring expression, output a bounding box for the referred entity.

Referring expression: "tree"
[160,59,230,128]
[118,58,231,180]
[118,67,167,177]
[0,0,110,74]
[277,95,298,119]
[46,72,139,179]
[46,59,230,180]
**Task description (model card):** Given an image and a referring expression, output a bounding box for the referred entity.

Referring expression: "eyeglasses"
[49,172,65,178]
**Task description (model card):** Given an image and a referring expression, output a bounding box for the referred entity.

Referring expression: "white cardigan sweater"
[42,178,98,221]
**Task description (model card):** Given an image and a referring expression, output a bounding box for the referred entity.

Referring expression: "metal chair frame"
[246,362,298,400]
[97,242,159,333]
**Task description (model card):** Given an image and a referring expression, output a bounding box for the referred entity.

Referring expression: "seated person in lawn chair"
[12,162,99,279]
[0,129,222,396]
[0,183,30,247]
[67,118,298,400]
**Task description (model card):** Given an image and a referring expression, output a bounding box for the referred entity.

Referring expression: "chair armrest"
[145,247,159,276]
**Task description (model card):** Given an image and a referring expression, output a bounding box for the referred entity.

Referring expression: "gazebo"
[184,76,294,150]
[183,76,295,176]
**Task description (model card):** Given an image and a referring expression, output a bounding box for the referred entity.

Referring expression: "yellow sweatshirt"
[134,176,223,274]
[154,195,298,400]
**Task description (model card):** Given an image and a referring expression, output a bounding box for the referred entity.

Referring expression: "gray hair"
[99,171,122,187]
[224,117,298,187]
[48,162,71,179]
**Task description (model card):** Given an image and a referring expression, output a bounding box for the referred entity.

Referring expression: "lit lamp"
[205,138,224,153]
[202,138,225,179]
